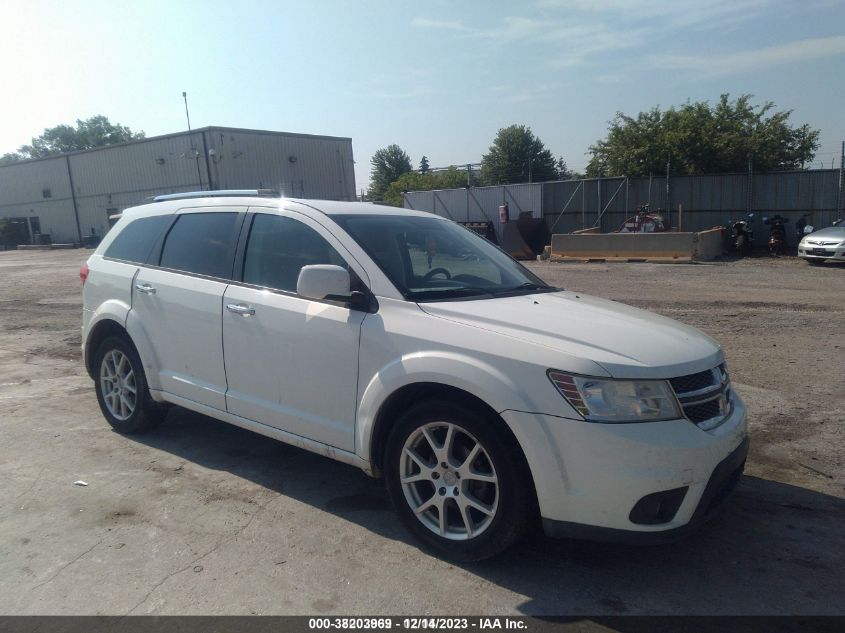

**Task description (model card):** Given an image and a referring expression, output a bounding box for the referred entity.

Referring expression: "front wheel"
[384,400,533,561]
[94,335,167,433]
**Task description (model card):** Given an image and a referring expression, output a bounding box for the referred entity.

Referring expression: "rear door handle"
[135,283,156,295]
[226,303,255,316]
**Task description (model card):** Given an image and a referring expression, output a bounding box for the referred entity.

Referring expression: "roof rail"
[151,189,281,202]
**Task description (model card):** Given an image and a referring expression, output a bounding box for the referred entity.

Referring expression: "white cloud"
[410,17,469,32]
[535,0,784,35]
[648,35,845,77]
[409,0,829,75]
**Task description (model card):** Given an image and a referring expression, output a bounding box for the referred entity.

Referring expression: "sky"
[1,0,844,194]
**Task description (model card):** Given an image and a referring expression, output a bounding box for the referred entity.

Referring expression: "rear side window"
[104,215,171,264]
[159,212,240,279]
[243,214,348,292]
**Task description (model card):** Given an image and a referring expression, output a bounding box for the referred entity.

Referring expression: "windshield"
[331,214,556,301]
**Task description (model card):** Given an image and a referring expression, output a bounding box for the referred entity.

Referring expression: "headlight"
[548,371,682,423]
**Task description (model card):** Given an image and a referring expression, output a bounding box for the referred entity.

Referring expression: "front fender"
[355,350,531,462]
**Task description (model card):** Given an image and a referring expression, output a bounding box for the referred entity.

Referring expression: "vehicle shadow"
[130,407,845,616]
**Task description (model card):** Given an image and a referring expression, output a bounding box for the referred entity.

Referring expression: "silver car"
[798,226,845,265]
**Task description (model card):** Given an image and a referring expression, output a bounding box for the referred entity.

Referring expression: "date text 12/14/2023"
[308,618,528,630]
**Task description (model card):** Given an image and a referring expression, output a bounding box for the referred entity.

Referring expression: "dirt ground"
[0,249,842,616]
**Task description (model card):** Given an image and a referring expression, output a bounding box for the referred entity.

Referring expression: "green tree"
[480,125,559,185]
[586,94,820,177]
[419,155,430,173]
[0,153,22,166]
[556,156,572,180]
[368,144,413,200]
[383,167,470,207]
[2,115,145,163]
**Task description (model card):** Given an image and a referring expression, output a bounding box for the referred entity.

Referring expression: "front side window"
[104,215,171,264]
[332,214,554,301]
[159,212,239,278]
[242,214,348,293]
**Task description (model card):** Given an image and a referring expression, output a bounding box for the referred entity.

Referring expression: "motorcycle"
[763,215,790,256]
[729,213,754,256]
[617,204,668,233]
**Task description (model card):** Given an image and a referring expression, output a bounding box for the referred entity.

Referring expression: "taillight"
[80,263,89,285]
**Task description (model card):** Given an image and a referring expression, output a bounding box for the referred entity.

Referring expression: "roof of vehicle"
[294,198,440,218]
[121,194,443,221]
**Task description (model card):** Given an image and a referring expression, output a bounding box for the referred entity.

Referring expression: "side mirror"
[297,265,351,301]
[804,225,814,234]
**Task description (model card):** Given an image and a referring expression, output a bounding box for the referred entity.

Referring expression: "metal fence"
[403,183,543,241]
[403,169,843,247]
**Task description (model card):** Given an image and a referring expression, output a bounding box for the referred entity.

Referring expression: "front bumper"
[542,436,748,543]
[798,246,845,260]
[501,394,748,539]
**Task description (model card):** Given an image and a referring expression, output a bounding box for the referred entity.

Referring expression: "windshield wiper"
[408,286,497,301]
[496,282,559,294]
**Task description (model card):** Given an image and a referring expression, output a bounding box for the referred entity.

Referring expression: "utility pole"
[182,91,203,190]
[648,172,653,209]
[666,154,671,227]
[838,141,844,218]
[747,155,753,214]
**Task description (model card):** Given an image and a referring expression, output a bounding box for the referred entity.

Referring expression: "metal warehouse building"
[0,126,356,245]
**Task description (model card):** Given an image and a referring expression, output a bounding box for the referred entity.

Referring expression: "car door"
[222,210,367,451]
[130,208,245,411]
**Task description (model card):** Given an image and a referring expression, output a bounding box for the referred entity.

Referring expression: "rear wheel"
[384,399,533,561]
[94,335,167,433]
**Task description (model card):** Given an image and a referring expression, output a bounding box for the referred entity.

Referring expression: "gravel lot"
[0,249,842,615]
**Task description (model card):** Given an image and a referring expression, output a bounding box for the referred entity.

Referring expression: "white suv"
[82,191,748,561]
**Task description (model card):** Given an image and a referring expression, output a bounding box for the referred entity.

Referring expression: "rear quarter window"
[159,212,240,279]
[104,215,172,264]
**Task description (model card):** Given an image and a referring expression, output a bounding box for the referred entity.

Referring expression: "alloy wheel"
[99,349,137,421]
[399,421,499,541]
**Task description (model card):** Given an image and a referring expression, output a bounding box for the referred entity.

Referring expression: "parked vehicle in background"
[764,215,789,256]
[729,213,755,256]
[81,191,748,561]
[798,225,845,265]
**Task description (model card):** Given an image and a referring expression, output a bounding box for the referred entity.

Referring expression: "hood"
[418,291,723,379]
[803,226,845,243]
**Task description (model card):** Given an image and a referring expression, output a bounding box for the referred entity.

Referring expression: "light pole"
[182,91,203,190]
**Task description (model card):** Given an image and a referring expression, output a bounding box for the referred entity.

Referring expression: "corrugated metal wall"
[207,129,355,201]
[404,169,843,247]
[0,157,78,241]
[403,183,543,241]
[0,127,356,244]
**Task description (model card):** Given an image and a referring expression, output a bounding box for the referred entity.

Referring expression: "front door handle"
[226,303,255,316]
[135,283,156,295]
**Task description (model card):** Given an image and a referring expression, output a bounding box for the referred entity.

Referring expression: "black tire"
[384,399,533,562]
[93,335,167,433]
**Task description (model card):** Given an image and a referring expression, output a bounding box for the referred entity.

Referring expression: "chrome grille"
[670,364,731,430]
